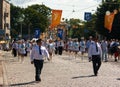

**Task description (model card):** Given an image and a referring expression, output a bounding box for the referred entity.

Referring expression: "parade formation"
[1,0,120,87]
[0,36,120,87]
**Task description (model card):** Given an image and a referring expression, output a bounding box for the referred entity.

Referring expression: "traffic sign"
[84,12,92,21]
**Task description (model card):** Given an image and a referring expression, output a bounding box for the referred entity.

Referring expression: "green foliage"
[24,4,51,33]
[66,17,97,39]
[10,4,51,39]
[95,0,120,39]
[10,4,23,38]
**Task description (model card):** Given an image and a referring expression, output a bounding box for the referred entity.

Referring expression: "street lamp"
[28,23,32,40]
[18,14,24,38]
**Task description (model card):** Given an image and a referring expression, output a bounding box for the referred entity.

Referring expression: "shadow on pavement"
[116,78,120,80]
[72,75,97,79]
[10,81,37,86]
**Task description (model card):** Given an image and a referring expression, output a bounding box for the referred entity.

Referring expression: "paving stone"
[2,51,120,87]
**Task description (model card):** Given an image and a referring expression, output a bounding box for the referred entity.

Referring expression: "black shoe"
[94,74,97,76]
[35,78,41,82]
[35,79,41,83]
[105,60,108,62]
[89,58,92,62]
[35,81,41,83]
[115,59,117,62]
[94,72,98,76]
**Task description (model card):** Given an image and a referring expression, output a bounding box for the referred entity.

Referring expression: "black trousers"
[34,59,44,81]
[24,48,27,56]
[55,47,58,54]
[58,46,63,55]
[13,48,17,57]
[92,55,101,75]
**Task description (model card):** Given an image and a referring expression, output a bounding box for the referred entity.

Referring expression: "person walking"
[58,39,64,55]
[47,39,55,61]
[101,40,108,62]
[73,39,79,58]
[79,37,86,60]
[19,40,26,63]
[30,39,50,82]
[12,40,18,57]
[88,38,102,76]
[54,39,58,55]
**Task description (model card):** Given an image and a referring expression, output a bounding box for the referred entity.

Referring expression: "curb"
[0,61,3,87]
[2,61,9,87]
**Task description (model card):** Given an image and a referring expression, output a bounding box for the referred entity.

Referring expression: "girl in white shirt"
[19,40,26,63]
[73,40,79,58]
[47,40,55,61]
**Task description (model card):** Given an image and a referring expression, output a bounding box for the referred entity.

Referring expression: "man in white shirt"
[88,38,102,76]
[30,39,50,82]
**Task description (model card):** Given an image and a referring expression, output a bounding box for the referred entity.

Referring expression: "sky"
[9,0,102,20]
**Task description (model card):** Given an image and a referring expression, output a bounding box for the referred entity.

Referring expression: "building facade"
[0,0,10,40]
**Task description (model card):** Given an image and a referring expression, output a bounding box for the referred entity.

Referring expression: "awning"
[0,41,5,44]
[0,29,5,36]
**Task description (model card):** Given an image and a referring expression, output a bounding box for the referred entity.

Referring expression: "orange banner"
[50,10,62,29]
[104,13,115,32]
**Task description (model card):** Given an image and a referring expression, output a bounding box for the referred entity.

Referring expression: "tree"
[24,4,51,37]
[67,18,83,39]
[10,4,23,38]
[10,4,51,39]
[95,0,120,39]
[84,14,97,39]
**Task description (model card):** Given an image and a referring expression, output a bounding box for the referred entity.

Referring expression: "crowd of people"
[10,37,120,62]
[8,36,120,82]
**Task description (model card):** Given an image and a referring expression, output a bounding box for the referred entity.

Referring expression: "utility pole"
[20,22,22,38]
[28,23,31,40]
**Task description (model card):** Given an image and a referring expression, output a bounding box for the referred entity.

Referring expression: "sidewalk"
[0,60,3,87]
[2,51,120,87]
[0,50,10,87]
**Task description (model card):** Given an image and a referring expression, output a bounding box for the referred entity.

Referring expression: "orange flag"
[50,10,62,29]
[104,13,115,32]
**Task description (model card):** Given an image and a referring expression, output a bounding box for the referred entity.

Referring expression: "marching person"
[86,36,93,61]
[68,39,73,53]
[79,37,86,60]
[47,39,55,61]
[73,39,79,58]
[19,40,26,63]
[58,39,64,55]
[12,40,18,57]
[54,39,58,55]
[30,39,50,82]
[86,36,93,52]
[101,39,108,62]
[88,38,102,76]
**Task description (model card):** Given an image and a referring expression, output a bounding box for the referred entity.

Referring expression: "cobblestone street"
[2,51,120,87]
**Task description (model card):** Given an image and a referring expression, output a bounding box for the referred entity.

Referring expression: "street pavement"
[1,51,120,87]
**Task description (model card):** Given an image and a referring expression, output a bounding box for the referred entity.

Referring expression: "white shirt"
[73,41,79,50]
[12,42,18,49]
[47,43,55,52]
[30,45,49,61]
[88,42,102,58]
[55,41,59,47]
[58,41,64,47]
[101,41,108,51]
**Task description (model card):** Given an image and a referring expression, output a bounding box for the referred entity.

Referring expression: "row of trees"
[10,4,51,39]
[10,0,120,40]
